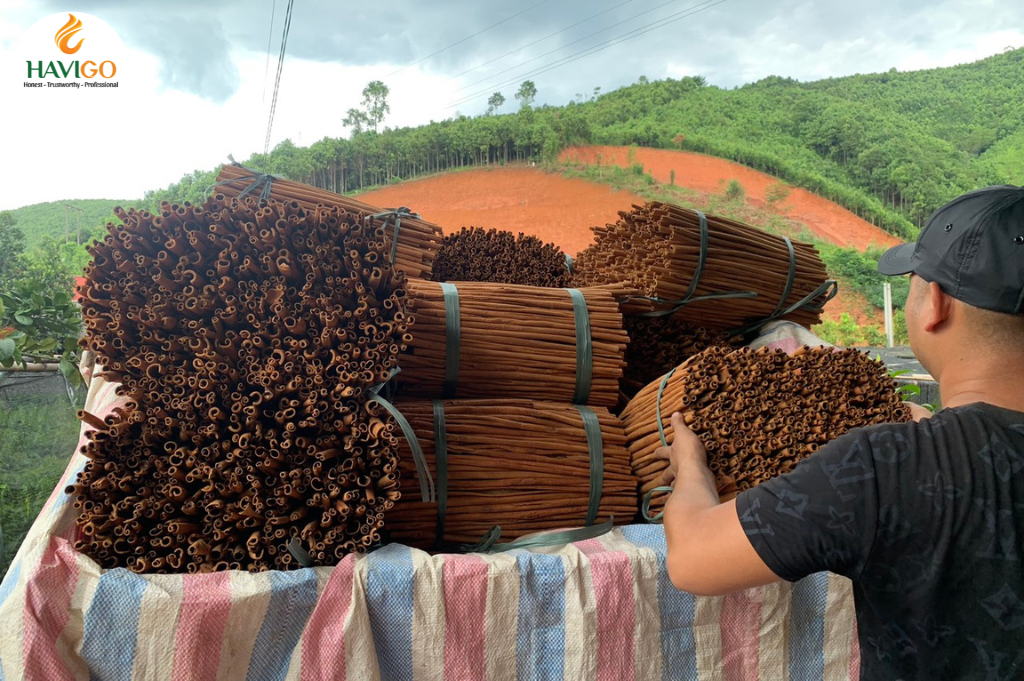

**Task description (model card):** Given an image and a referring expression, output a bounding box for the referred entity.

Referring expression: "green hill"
[8,199,128,251]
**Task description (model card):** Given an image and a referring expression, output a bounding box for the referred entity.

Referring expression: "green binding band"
[206,163,280,201]
[459,519,615,553]
[649,368,676,524]
[567,288,593,404]
[656,367,677,447]
[574,405,604,527]
[617,211,758,317]
[439,283,461,399]
[772,237,797,318]
[564,254,575,274]
[734,279,840,336]
[369,371,435,503]
[432,400,449,545]
[367,207,420,266]
[642,487,675,523]
[287,535,315,567]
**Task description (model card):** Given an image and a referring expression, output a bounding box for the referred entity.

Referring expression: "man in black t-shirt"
[655,185,1024,680]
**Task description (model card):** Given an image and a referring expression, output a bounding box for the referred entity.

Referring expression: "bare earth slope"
[358,166,644,258]
[560,146,901,251]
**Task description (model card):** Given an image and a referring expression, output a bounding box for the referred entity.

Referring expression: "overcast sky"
[1,0,1021,211]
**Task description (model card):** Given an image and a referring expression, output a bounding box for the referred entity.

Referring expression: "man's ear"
[922,281,953,332]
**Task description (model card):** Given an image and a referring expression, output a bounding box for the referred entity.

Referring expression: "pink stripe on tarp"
[22,538,79,681]
[850,618,860,680]
[171,571,233,681]
[720,589,761,680]
[577,539,635,681]
[442,554,489,680]
[300,555,357,681]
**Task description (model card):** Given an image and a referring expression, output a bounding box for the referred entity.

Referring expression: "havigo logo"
[9,12,126,92]
[55,14,84,55]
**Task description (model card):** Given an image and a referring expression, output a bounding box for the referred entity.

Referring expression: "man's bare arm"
[657,412,781,596]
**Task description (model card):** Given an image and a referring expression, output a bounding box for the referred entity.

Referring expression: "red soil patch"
[825,287,880,327]
[358,167,643,257]
[560,146,902,251]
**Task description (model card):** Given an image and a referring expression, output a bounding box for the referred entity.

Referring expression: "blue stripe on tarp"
[0,557,20,681]
[0,559,22,610]
[788,574,828,681]
[49,459,87,518]
[621,525,700,681]
[81,568,149,681]
[515,552,566,681]
[246,568,319,681]
[365,544,415,681]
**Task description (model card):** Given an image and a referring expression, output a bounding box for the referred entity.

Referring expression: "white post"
[883,282,894,347]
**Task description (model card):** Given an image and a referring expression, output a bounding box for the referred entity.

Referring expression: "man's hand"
[657,412,781,596]
[904,400,934,422]
[655,415,708,487]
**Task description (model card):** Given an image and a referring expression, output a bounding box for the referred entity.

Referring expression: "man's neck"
[937,361,1024,412]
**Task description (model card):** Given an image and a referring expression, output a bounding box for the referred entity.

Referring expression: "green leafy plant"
[0,282,83,385]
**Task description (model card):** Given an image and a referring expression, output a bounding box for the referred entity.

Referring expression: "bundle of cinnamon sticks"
[573,202,834,330]
[71,194,410,572]
[431,226,573,288]
[621,345,910,516]
[398,280,629,407]
[621,316,745,400]
[215,163,443,280]
[385,399,637,548]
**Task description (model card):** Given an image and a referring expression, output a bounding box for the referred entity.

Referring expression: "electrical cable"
[262,0,295,169]
[388,0,551,77]
[260,0,277,107]
[448,0,686,95]
[445,0,727,110]
[442,0,637,85]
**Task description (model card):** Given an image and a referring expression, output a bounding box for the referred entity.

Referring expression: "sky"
[1,0,1022,211]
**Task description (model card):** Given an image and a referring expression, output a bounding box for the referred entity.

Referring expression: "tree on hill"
[0,212,25,289]
[515,80,537,109]
[343,80,391,135]
[361,80,390,133]
[486,91,506,115]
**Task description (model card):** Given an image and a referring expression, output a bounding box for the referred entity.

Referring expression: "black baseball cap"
[877,185,1024,314]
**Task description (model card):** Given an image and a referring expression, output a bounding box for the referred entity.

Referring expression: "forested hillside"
[15,47,1024,247]
[10,199,127,250]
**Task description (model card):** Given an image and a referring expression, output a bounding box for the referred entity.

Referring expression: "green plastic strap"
[439,283,461,399]
[287,535,314,567]
[206,163,278,200]
[369,372,435,503]
[432,400,449,545]
[655,367,677,447]
[368,207,420,266]
[461,519,616,553]
[618,210,759,317]
[564,254,575,274]
[574,405,604,527]
[567,288,593,404]
[772,237,797,317]
[735,279,840,336]
[642,487,675,523]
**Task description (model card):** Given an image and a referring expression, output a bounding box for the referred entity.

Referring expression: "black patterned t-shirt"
[735,403,1024,681]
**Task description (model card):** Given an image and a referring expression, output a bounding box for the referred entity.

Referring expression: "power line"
[447,0,690,98]
[260,0,278,107]
[445,0,727,111]
[262,0,295,169]
[442,0,637,85]
[388,0,552,77]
